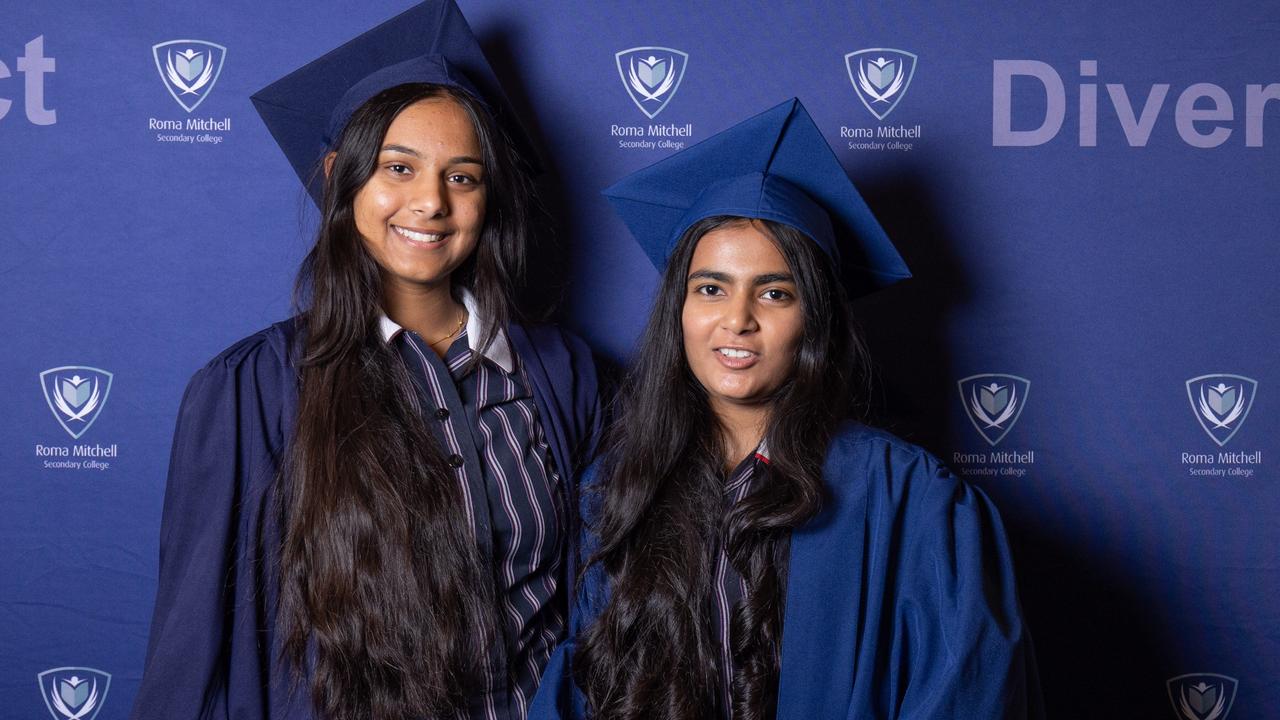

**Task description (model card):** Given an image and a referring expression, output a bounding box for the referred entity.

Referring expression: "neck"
[381,276,466,358]
[712,400,768,472]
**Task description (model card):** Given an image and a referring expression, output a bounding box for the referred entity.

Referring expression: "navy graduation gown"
[530,424,1043,720]
[131,319,601,720]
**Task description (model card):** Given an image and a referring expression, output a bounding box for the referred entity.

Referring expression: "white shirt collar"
[378,289,514,373]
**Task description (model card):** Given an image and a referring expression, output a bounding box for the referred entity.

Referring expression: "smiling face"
[681,220,805,417]
[352,97,486,292]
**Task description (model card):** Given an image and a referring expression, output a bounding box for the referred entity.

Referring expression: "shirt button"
[435,408,450,420]
[448,454,464,468]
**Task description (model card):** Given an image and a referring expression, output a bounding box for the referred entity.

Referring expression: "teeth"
[394,226,446,243]
[718,348,753,359]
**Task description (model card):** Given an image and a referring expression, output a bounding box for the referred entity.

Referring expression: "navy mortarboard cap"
[251,0,536,205]
[603,98,910,295]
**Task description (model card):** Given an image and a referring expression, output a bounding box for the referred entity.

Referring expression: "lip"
[392,224,452,248]
[713,346,759,370]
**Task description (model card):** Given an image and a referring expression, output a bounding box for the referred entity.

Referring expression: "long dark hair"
[574,217,868,720]
[277,83,536,720]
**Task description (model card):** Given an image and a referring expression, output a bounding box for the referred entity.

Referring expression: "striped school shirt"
[381,306,564,720]
[711,446,773,719]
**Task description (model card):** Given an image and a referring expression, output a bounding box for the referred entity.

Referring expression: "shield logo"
[152,39,226,113]
[1167,673,1237,720]
[845,48,918,120]
[40,366,113,440]
[1186,374,1257,447]
[958,374,1030,446]
[37,667,111,720]
[615,46,688,119]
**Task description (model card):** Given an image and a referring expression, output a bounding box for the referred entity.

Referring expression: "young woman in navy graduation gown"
[130,7,600,720]
[530,99,1041,720]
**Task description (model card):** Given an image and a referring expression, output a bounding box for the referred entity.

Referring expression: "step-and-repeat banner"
[3,1,1276,718]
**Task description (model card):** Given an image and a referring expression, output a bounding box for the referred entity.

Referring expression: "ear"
[323,151,337,179]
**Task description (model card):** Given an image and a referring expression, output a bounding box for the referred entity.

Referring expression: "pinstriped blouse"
[387,319,564,720]
[711,447,773,719]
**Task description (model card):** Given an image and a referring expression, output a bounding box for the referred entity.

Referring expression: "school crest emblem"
[152,39,226,112]
[845,48,917,120]
[37,667,111,720]
[1167,674,1237,720]
[616,46,688,119]
[958,374,1030,446]
[1186,374,1256,447]
[40,366,113,439]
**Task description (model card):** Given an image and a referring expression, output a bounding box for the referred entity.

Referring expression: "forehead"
[688,221,791,277]
[381,97,481,154]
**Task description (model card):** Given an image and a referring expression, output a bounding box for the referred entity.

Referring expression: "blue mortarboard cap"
[603,98,910,295]
[251,0,537,205]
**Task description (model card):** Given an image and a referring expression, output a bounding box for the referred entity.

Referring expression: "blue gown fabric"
[530,423,1044,720]
[130,318,601,720]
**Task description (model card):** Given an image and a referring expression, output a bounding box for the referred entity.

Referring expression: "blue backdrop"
[3,1,1276,718]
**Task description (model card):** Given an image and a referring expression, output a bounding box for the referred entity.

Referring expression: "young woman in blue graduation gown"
[530,99,1041,720]
[130,29,601,720]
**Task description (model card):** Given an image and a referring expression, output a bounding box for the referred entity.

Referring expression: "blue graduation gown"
[530,423,1043,720]
[131,319,602,720]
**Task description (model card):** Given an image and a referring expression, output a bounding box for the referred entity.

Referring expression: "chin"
[710,383,765,405]
[387,260,453,285]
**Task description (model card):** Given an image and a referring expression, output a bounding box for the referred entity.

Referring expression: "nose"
[720,292,759,335]
[409,174,449,218]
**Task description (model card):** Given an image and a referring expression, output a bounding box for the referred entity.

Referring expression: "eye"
[694,284,724,297]
[761,288,793,301]
[448,172,479,185]
[385,163,412,176]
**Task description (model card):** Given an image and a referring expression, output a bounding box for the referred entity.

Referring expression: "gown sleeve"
[563,328,604,472]
[879,458,1043,720]
[529,464,608,720]
[130,335,291,720]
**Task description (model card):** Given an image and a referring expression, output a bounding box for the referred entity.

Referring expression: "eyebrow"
[754,272,795,285]
[381,144,421,158]
[380,145,483,165]
[687,269,795,285]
